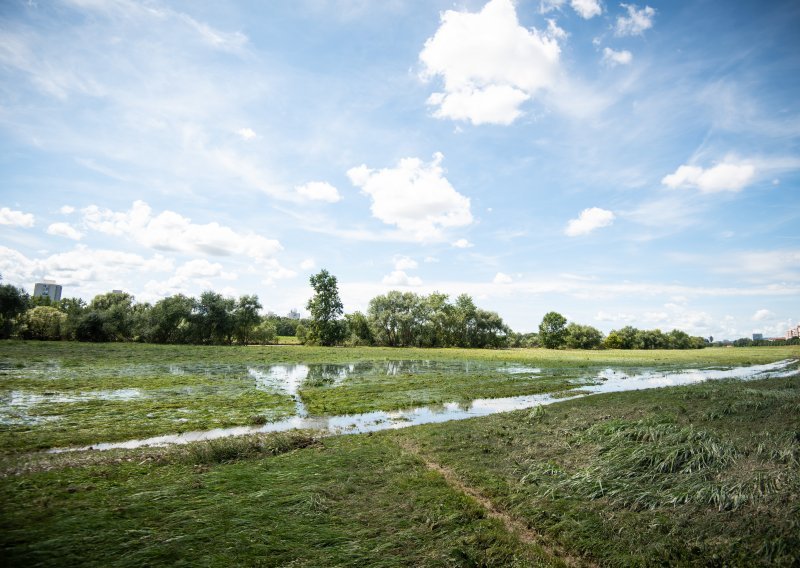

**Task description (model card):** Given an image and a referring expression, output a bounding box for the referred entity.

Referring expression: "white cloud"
[539,0,602,18]
[493,272,513,284]
[81,200,283,262]
[661,161,756,193]
[236,127,257,140]
[420,0,561,125]
[59,205,76,214]
[0,244,172,289]
[46,222,84,240]
[602,47,632,66]
[393,256,418,270]
[752,309,774,321]
[347,153,472,241]
[382,270,423,287]
[571,0,603,19]
[424,256,439,263]
[615,4,655,36]
[0,207,35,228]
[295,181,342,203]
[565,207,615,236]
[452,238,473,248]
[175,259,236,281]
[300,258,316,270]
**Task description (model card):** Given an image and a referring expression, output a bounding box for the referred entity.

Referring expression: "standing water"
[49,358,799,452]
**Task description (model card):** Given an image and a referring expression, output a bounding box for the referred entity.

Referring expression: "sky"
[1,0,799,339]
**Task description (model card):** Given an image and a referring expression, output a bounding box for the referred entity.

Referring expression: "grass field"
[2,341,798,453]
[1,341,799,566]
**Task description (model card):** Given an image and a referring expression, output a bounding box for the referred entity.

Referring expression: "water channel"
[50,358,799,453]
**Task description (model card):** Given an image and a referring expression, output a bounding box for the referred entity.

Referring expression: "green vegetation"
[1,353,798,566]
[306,269,346,346]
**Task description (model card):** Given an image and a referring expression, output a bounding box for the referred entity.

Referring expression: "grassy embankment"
[1,366,798,566]
[1,341,798,453]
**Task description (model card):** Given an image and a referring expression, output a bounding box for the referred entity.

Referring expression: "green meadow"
[1,341,799,566]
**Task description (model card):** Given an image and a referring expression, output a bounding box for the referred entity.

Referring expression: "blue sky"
[1,0,799,338]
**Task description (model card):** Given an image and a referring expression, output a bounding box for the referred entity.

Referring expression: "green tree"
[539,311,568,349]
[306,270,345,346]
[88,292,136,341]
[233,295,262,345]
[192,291,236,344]
[345,311,373,346]
[144,294,194,344]
[0,283,30,338]
[55,297,87,340]
[19,306,67,340]
[564,323,604,349]
[252,320,277,345]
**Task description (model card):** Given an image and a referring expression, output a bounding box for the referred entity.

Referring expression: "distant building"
[111,289,124,294]
[752,333,763,341]
[287,309,301,320]
[787,325,800,340]
[33,280,62,302]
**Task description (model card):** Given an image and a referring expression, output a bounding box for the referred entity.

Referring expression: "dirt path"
[396,438,596,568]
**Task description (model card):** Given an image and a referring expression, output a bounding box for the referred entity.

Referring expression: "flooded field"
[50,358,799,452]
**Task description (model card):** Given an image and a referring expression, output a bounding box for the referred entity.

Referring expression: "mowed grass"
[1,372,798,566]
[1,341,798,453]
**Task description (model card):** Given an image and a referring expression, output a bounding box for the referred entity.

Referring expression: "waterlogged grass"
[298,363,577,415]
[401,373,800,566]
[1,373,798,565]
[1,341,797,453]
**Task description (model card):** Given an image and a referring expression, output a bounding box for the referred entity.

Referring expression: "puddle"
[48,359,799,453]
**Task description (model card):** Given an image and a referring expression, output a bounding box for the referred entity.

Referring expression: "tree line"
[0,272,734,349]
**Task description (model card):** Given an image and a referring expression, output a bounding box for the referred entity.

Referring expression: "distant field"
[276,335,301,345]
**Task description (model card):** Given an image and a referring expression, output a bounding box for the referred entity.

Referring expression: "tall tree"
[0,283,30,338]
[306,269,345,346]
[539,311,568,349]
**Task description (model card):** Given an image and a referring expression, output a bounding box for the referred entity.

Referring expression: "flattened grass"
[401,374,800,566]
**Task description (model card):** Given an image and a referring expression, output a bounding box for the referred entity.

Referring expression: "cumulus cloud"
[0,244,172,289]
[294,181,342,203]
[420,0,562,125]
[540,0,602,18]
[382,270,423,287]
[393,256,418,270]
[452,238,473,248]
[565,207,615,236]
[46,222,84,240]
[661,161,756,193]
[59,205,76,214]
[300,258,316,270]
[0,207,35,227]
[493,272,513,284]
[347,153,472,241]
[615,4,655,36]
[752,309,774,321]
[175,259,236,281]
[571,0,603,18]
[602,47,632,66]
[81,200,283,262]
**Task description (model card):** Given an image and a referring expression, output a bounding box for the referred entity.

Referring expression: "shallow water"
[50,358,799,453]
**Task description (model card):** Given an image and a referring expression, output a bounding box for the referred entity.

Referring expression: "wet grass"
[1,341,797,454]
[1,373,798,565]
[0,432,559,568]
[401,374,800,566]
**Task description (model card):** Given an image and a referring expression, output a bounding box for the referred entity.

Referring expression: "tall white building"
[33,280,62,302]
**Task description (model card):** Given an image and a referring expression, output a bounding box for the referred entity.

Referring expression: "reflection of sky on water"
[52,359,799,453]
